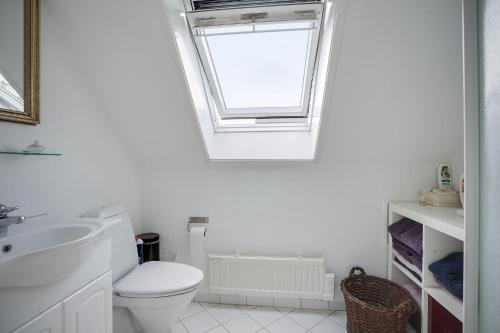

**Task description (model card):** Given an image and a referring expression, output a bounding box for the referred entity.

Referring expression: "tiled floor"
[170,302,347,333]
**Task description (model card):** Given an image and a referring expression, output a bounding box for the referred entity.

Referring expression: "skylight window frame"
[187,3,324,120]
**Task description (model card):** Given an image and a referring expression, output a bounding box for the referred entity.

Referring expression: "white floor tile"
[170,322,188,333]
[181,310,219,333]
[310,318,346,333]
[223,314,262,333]
[204,304,245,323]
[328,311,347,326]
[206,325,230,333]
[267,316,306,333]
[245,307,284,327]
[286,310,325,329]
[178,302,205,320]
[317,310,333,317]
[275,307,294,314]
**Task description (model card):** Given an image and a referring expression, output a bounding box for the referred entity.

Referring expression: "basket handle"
[349,266,366,277]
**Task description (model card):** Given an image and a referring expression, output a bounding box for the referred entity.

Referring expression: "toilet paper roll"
[190,226,207,291]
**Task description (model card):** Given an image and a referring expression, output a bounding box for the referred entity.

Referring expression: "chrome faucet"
[0,204,25,237]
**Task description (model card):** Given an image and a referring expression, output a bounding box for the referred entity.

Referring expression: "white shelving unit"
[387,201,464,333]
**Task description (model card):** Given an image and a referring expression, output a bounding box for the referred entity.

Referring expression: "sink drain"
[2,244,12,253]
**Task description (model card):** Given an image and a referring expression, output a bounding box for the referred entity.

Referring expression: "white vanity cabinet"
[63,271,112,333]
[12,304,62,333]
[11,272,112,333]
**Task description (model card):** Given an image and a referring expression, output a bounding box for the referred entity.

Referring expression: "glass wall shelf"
[0,151,62,156]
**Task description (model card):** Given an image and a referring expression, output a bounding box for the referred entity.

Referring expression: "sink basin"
[0,217,106,287]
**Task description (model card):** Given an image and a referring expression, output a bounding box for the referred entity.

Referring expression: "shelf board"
[392,260,422,287]
[390,201,464,241]
[0,151,62,156]
[425,287,463,322]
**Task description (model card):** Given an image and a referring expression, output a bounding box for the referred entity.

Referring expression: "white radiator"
[208,255,334,301]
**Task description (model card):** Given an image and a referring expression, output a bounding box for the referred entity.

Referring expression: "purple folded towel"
[394,257,422,282]
[392,238,422,270]
[388,218,423,255]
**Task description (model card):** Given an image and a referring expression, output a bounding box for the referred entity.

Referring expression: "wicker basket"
[341,267,417,333]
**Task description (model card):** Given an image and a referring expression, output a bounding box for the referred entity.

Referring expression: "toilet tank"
[83,206,138,283]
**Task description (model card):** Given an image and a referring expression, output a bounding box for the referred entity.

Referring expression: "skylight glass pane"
[204,22,311,111]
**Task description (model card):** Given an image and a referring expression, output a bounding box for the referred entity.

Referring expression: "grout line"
[283,308,330,331]
[188,303,227,333]
[201,302,264,332]
[221,312,265,333]
[209,324,230,333]
[199,302,219,310]
[307,315,332,332]
[240,305,286,329]
[283,314,310,330]
[178,319,190,333]
[178,306,206,322]
[241,309,267,330]
[261,312,288,329]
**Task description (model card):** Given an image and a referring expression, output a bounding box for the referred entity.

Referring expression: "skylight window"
[187,3,323,120]
[166,0,341,158]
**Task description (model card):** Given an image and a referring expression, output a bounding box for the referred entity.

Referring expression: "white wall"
[40,0,463,298]
[0,3,142,230]
[141,0,464,294]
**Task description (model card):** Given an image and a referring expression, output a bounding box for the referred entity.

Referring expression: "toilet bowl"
[84,206,203,333]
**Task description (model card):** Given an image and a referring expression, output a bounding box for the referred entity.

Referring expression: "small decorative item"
[24,139,45,153]
[418,188,432,206]
[459,172,465,206]
[456,172,465,216]
[438,164,452,190]
[422,189,461,207]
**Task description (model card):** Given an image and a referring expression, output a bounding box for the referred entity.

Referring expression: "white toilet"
[85,206,203,333]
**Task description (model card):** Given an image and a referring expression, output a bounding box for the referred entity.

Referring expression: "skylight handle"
[241,12,268,22]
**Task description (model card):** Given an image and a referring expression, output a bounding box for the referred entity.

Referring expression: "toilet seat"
[114,261,203,298]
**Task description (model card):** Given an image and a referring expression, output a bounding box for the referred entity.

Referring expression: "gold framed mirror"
[0,0,40,125]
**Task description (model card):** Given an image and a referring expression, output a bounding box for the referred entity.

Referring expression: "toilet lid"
[114,261,203,297]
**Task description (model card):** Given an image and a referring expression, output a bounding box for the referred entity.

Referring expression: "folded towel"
[388,218,423,255]
[394,248,422,276]
[402,282,422,308]
[436,279,463,302]
[428,252,463,300]
[393,238,423,270]
[394,257,422,282]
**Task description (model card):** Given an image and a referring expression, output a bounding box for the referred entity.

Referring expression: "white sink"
[0,218,105,287]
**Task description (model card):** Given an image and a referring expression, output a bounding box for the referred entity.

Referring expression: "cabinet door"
[62,272,112,333]
[12,304,62,333]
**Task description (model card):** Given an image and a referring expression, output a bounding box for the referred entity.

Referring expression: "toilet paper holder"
[188,216,209,232]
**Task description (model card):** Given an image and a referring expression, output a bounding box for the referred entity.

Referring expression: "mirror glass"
[0,1,24,113]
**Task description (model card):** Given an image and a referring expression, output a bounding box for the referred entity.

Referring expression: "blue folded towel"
[428,252,463,299]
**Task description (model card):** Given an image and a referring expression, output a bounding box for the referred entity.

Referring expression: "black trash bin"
[137,233,160,262]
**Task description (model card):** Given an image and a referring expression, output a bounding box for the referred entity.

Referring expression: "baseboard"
[194,293,346,311]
